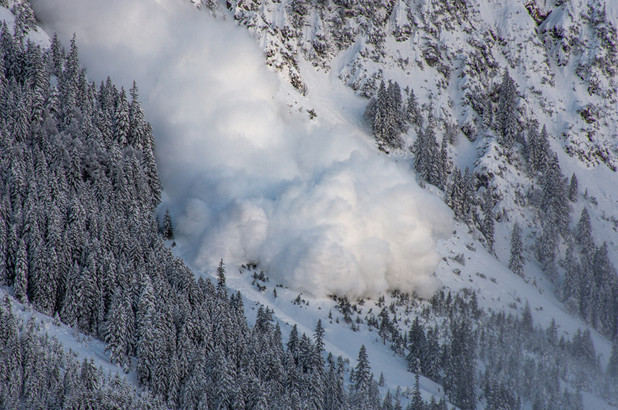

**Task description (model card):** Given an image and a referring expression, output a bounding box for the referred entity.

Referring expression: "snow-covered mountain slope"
[220,0,617,166]
[190,0,618,406]
[202,0,618,321]
[26,0,618,408]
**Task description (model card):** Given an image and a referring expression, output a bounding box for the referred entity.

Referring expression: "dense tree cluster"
[334,289,615,409]
[0,297,164,409]
[413,119,450,190]
[364,80,410,150]
[560,208,618,340]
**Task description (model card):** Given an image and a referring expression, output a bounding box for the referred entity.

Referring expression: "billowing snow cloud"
[32,0,452,298]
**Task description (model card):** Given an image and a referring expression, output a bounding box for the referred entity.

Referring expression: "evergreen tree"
[576,208,594,256]
[527,125,551,175]
[314,319,325,356]
[608,341,618,379]
[162,208,174,240]
[481,188,495,253]
[546,319,558,346]
[287,324,300,365]
[445,318,476,410]
[439,135,449,190]
[217,258,226,293]
[536,223,558,276]
[410,374,424,410]
[365,80,406,149]
[448,168,465,218]
[560,243,581,306]
[104,288,133,370]
[541,154,569,233]
[569,173,578,202]
[405,87,420,126]
[414,120,439,186]
[496,69,518,149]
[407,316,426,373]
[508,222,525,277]
[352,345,373,406]
[13,238,28,303]
[113,89,130,145]
[521,302,533,332]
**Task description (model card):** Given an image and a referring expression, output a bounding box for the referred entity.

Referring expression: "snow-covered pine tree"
[413,119,439,186]
[508,222,525,277]
[365,80,406,149]
[406,316,425,373]
[162,208,174,240]
[496,69,518,149]
[351,345,373,407]
[481,187,495,253]
[439,135,449,190]
[445,317,476,410]
[541,154,570,233]
[569,173,578,202]
[576,208,594,256]
[216,258,227,294]
[608,341,618,379]
[104,288,133,370]
[405,87,420,126]
[13,238,28,303]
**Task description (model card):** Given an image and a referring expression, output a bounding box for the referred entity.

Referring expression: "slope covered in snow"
[22,0,618,408]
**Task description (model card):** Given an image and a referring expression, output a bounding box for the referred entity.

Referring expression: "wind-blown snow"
[32,0,452,298]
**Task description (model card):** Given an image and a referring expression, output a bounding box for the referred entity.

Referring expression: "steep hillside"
[204,0,618,340]
[16,0,618,408]
[188,0,618,406]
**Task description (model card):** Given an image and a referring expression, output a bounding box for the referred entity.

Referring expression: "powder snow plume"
[32,0,452,298]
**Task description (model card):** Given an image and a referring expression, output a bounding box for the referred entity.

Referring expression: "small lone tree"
[509,223,525,277]
[217,259,226,292]
[569,173,578,202]
[481,188,495,253]
[162,208,174,240]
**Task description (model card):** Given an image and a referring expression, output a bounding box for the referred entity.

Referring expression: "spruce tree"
[104,288,133,370]
[481,188,495,253]
[445,318,476,410]
[352,345,372,399]
[509,222,525,277]
[608,341,618,379]
[576,208,594,256]
[405,87,420,126]
[496,69,518,149]
[439,135,449,190]
[541,154,569,233]
[569,173,578,202]
[13,238,28,303]
[216,258,226,293]
[407,316,426,373]
[162,209,174,240]
[410,373,424,410]
[414,120,439,185]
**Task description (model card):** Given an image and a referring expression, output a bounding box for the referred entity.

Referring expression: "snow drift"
[32,0,452,298]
